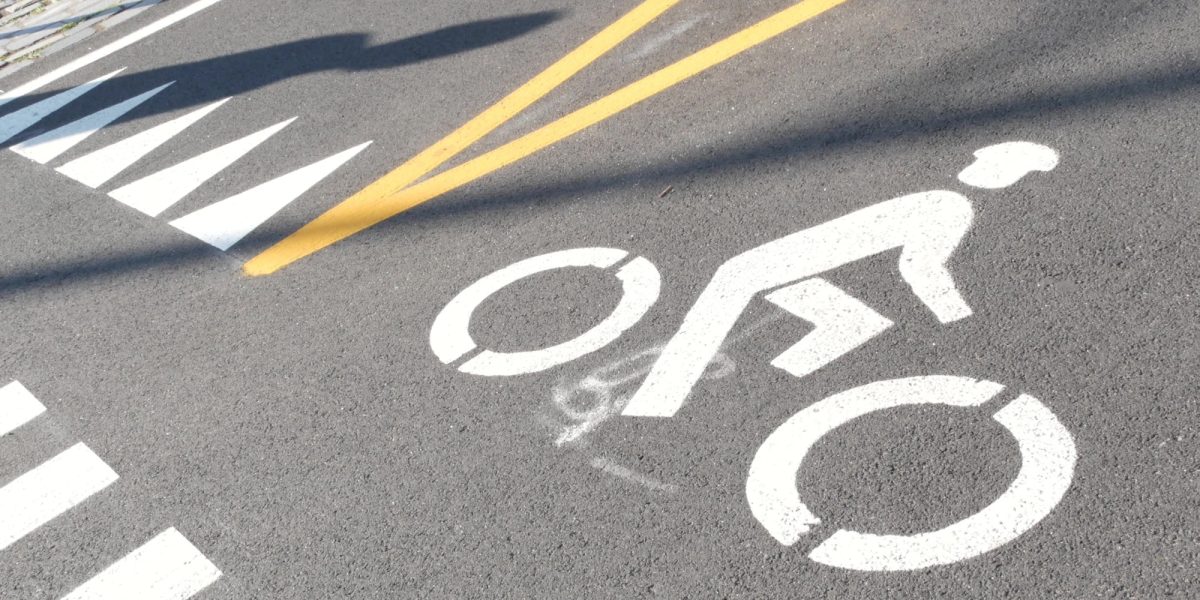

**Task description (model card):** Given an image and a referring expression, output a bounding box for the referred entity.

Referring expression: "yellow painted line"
[245,0,849,276]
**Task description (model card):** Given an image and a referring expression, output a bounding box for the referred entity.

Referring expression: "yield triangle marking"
[170,141,372,251]
[0,69,125,145]
[108,117,296,217]
[58,98,231,188]
[11,82,173,164]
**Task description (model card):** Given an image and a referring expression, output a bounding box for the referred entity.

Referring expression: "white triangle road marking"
[0,69,125,145]
[108,117,297,217]
[170,141,372,251]
[58,98,231,188]
[11,82,174,165]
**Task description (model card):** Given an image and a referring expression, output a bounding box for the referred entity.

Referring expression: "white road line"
[57,97,230,188]
[0,69,124,145]
[0,0,228,109]
[109,117,296,217]
[60,527,221,600]
[0,381,46,437]
[12,82,173,164]
[0,443,118,551]
[169,141,371,250]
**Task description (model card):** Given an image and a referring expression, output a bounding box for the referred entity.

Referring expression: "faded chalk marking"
[590,456,677,493]
[627,14,707,60]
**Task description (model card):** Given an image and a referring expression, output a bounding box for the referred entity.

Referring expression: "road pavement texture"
[1,0,1198,597]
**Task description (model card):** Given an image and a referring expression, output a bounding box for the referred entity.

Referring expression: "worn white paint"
[60,527,221,600]
[623,191,977,418]
[109,117,296,217]
[809,393,1076,571]
[57,98,230,188]
[0,443,118,551]
[11,82,173,164]
[590,456,678,493]
[169,141,371,250]
[957,142,1059,190]
[0,0,228,108]
[746,377,1004,545]
[0,69,124,145]
[763,278,894,378]
[430,248,662,376]
[0,380,45,437]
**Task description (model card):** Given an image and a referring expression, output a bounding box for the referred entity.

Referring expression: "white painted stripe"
[0,381,46,437]
[109,117,296,217]
[12,82,173,164]
[0,69,124,145]
[0,0,227,108]
[60,527,221,600]
[0,443,118,551]
[169,141,371,250]
[57,98,230,188]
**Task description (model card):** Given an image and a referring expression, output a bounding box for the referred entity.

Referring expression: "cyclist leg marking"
[746,376,1076,570]
[764,278,894,379]
[429,248,661,376]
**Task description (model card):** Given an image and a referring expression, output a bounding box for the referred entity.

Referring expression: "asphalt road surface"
[1,0,1198,597]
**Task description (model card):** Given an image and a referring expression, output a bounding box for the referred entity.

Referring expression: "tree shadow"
[0,11,562,145]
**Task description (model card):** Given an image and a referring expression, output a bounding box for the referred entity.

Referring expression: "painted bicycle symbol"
[429,142,1076,571]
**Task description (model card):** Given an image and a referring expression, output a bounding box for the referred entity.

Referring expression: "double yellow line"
[244,0,849,276]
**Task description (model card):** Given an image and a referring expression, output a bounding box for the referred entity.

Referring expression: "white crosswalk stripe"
[170,141,372,250]
[59,528,222,600]
[0,443,118,551]
[0,381,223,598]
[57,98,231,188]
[0,69,124,145]
[12,82,174,165]
[0,380,46,437]
[108,117,297,217]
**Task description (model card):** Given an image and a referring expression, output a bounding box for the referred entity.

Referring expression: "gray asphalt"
[1,0,1198,597]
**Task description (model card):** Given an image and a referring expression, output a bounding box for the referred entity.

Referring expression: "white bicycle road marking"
[430,248,662,376]
[430,142,1074,570]
[808,393,1076,571]
[0,381,221,598]
[746,376,1077,571]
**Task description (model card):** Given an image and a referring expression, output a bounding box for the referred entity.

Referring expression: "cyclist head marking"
[957,141,1059,190]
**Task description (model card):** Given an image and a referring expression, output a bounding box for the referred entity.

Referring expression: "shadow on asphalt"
[0,1,1196,296]
[0,10,562,146]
